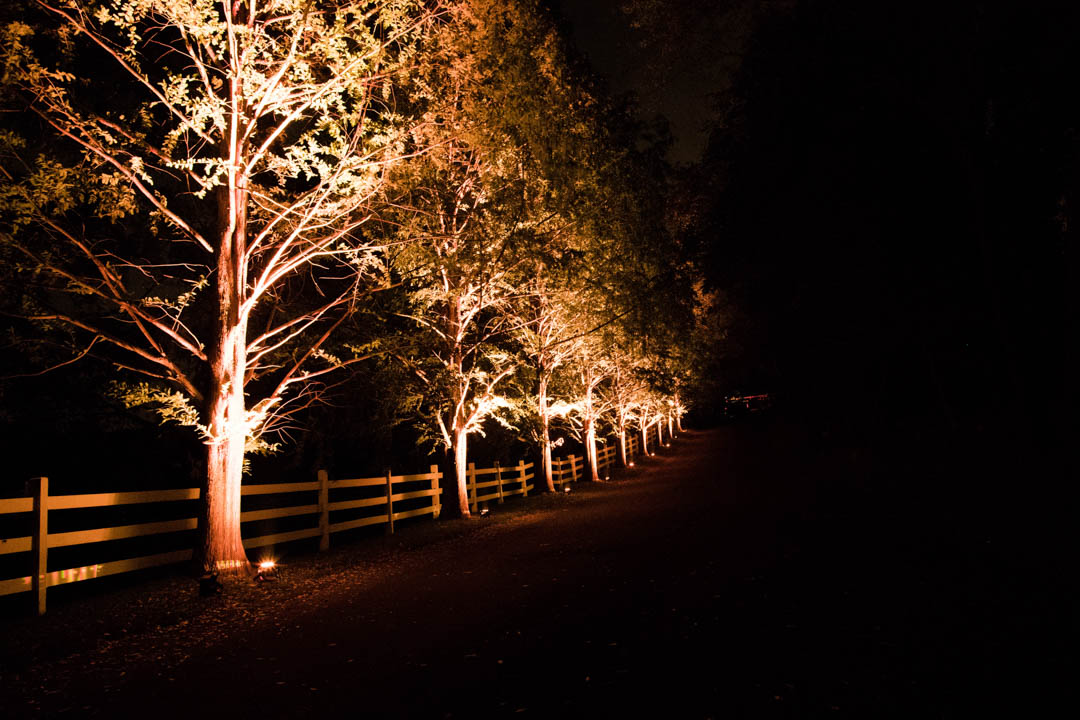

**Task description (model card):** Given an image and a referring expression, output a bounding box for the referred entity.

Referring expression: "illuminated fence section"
[551,454,584,490]
[0,465,442,615]
[0,432,682,615]
[465,460,536,514]
[596,445,617,477]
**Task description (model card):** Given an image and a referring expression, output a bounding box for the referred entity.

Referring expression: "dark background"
[561,0,1076,467]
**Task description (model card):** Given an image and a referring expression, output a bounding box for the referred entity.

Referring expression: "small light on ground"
[255,559,278,582]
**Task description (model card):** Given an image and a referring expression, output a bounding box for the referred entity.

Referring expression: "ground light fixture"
[255,559,278,582]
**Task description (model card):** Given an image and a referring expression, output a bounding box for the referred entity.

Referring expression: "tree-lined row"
[0,0,718,577]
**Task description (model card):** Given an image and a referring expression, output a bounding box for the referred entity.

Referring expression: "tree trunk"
[585,418,600,482]
[446,292,471,518]
[200,371,249,577]
[618,424,628,467]
[641,420,649,456]
[668,414,674,440]
[539,376,555,492]
[453,426,471,518]
[198,140,251,577]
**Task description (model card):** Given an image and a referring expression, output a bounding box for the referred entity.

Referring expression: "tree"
[388,0,594,514]
[514,272,590,491]
[1,0,434,576]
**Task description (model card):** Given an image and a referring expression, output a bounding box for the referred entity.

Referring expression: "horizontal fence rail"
[1,465,442,615]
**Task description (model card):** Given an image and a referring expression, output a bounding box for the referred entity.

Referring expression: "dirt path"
[2,420,1066,717]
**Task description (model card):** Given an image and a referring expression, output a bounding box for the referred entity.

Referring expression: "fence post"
[29,477,48,616]
[495,461,504,504]
[385,468,395,535]
[468,462,478,514]
[519,460,529,497]
[430,465,442,519]
[570,454,579,484]
[317,469,330,551]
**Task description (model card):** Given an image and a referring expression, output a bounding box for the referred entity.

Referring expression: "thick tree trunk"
[200,369,249,577]
[453,426,470,518]
[198,138,251,577]
[641,421,649,456]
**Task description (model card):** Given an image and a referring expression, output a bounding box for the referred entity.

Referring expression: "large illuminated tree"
[0,0,434,575]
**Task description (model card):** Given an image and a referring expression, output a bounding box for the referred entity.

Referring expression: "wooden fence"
[1,431,673,615]
[465,460,536,514]
[467,444,620,507]
[551,454,583,490]
[0,466,442,615]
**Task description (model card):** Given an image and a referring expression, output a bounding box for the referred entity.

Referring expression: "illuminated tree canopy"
[1,0,438,574]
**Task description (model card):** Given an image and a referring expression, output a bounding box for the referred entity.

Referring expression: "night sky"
[553,0,761,164]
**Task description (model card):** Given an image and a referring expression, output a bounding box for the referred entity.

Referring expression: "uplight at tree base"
[255,559,278,582]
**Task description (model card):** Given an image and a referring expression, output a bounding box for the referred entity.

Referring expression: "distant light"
[629,462,635,467]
